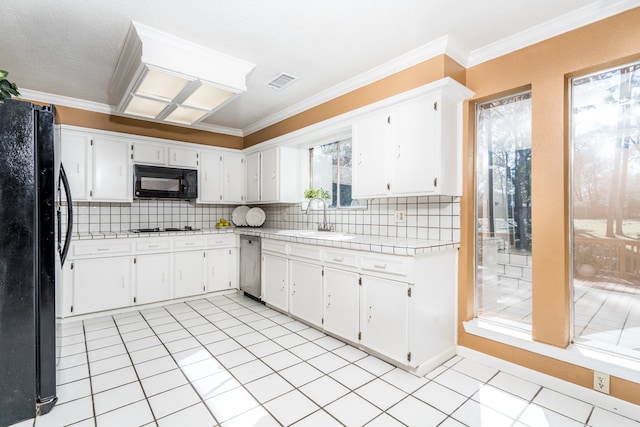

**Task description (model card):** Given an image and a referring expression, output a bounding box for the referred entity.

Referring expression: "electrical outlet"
[593,371,610,394]
[395,210,405,223]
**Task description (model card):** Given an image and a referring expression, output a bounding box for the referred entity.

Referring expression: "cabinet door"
[60,131,90,200]
[245,152,261,202]
[199,151,223,202]
[352,112,390,198]
[391,96,438,195]
[223,152,246,203]
[324,268,359,343]
[290,259,323,327]
[133,142,166,165]
[73,257,132,315]
[92,137,131,201]
[174,251,206,298]
[260,147,278,202]
[262,253,288,312]
[360,275,408,364]
[169,147,199,168]
[135,253,171,304]
[207,248,237,292]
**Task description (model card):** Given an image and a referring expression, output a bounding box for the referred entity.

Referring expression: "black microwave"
[133,165,198,200]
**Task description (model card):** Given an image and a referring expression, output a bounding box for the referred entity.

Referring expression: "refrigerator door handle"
[59,164,73,266]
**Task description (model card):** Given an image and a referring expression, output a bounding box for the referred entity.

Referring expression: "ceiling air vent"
[267,73,298,90]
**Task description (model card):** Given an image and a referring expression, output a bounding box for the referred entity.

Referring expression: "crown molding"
[18,88,244,137]
[467,0,640,67]
[242,35,459,136]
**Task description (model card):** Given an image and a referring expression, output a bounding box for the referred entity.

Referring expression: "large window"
[309,138,366,209]
[476,92,533,329]
[571,62,640,357]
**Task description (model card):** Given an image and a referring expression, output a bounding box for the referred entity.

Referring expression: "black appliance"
[0,100,73,426]
[133,165,198,200]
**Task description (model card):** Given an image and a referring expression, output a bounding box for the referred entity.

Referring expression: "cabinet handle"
[368,305,372,321]
[184,242,194,246]
[76,163,80,174]
[119,166,123,176]
[156,151,160,160]
[148,244,159,248]
[205,173,208,182]
[333,257,343,263]
[397,145,401,158]
[358,153,362,165]
[373,263,387,269]
[327,293,331,308]
[97,248,109,252]
[179,271,182,280]
[173,152,177,162]
[292,282,295,295]
[227,174,231,183]
[280,280,285,291]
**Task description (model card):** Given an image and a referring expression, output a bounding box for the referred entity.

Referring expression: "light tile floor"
[9,292,640,427]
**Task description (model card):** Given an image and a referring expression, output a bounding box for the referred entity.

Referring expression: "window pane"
[338,140,366,208]
[476,92,533,329]
[311,142,336,208]
[310,139,367,209]
[571,62,640,356]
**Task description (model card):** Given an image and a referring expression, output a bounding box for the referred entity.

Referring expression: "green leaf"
[0,70,8,80]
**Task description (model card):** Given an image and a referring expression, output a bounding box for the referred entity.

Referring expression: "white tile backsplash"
[64,195,460,240]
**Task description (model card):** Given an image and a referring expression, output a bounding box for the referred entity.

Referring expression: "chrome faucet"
[305,197,334,232]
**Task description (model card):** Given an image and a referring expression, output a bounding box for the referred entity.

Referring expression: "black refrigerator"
[0,99,73,427]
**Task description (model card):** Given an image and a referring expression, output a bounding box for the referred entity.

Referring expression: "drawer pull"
[333,257,344,262]
[97,248,110,252]
[373,263,387,269]
[184,242,194,246]
[148,244,159,248]
[214,240,224,244]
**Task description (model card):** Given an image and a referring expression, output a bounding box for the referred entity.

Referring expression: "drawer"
[206,234,235,247]
[360,253,408,277]
[73,240,132,256]
[174,237,205,249]
[289,243,322,261]
[135,239,171,252]
[324,248,358,269]
[262,239,288,255]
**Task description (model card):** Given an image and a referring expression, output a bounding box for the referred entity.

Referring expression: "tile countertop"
[72,227,459,256]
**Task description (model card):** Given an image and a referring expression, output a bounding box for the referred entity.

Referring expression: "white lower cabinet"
[359,275,409,364]
[323,267,359,343]
[135,253,171,304]
[207,248,237,292]
[290,259,323,327]
[174,251,206,298]
[262,253,289,312]
[72,256,132,315]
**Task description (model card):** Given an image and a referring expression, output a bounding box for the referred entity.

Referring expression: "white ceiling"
[2,0,638,136]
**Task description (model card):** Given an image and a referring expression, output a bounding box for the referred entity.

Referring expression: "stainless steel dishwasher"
[239,235,261,300]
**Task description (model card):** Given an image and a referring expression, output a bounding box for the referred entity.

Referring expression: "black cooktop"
[130,226,200,233]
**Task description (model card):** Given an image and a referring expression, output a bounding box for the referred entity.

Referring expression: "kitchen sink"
[275,230,356,240]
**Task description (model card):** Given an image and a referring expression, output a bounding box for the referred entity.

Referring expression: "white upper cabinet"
[92,136,131,201]
[199,151,223,203]
[60,128,132,202]
[169,147,199,168]
[352,78,472,198]
[132,141,166,165]
[245,152,261,202]
[222,152,246,203]
[248,146,304,203]
[60,130,90,200]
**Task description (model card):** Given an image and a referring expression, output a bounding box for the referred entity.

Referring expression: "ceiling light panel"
[136,69,192,101]
[182,83,236,110]
[109,22,255,126]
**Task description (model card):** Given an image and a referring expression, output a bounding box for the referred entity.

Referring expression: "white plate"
[231,205,250,226]
[245,207,266,227]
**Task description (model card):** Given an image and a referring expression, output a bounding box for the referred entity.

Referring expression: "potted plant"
[574,245,598,278]
[302,187,330,210]
[0,70,20,102]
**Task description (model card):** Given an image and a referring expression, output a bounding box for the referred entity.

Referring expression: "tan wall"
[244,54,466,147]
[54,105,244,149]
[459,7,640,404]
